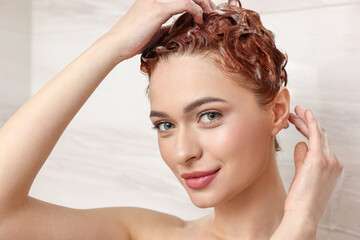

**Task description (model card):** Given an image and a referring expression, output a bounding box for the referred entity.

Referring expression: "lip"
[181,168,220,179]
[181,168,220,189]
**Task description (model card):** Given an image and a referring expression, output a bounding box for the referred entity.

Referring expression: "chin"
[191,198,217,209]
[186,179,256,209]
[186,188,227,208]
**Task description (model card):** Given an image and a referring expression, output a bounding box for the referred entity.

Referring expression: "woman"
[0,0,343,239]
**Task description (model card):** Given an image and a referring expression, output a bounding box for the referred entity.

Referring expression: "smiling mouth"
[181,168,221,179]
[183,168,220,189]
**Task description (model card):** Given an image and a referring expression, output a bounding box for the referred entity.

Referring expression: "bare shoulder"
[117,206,186,239]
[1,197,186,240]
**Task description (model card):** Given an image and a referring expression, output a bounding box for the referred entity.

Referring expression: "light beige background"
[0,0,359,239]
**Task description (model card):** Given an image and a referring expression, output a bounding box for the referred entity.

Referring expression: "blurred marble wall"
[0,0,31,119]
[0,0,359,239]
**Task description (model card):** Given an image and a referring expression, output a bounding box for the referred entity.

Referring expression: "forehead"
[148,54,255,110]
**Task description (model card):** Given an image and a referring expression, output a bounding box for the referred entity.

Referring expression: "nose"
[174,126,202,164]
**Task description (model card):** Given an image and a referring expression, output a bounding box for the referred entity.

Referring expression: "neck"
[206,151,287,240]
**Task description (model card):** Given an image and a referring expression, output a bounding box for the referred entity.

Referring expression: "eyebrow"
[149,96,227,118]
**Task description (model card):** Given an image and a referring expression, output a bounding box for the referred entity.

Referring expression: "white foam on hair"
[212,9,226,15]
[155,46,166,50]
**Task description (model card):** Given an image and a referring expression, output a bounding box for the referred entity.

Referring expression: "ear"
[268,86,290,136]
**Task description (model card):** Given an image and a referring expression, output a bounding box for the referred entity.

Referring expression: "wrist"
[284,207,319,228]
[91,33,127,65]
[285,212,317,236]
[270,212,317,240]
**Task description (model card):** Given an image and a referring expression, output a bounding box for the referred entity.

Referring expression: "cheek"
[157,138,175,170]
[203,115,271,183]
[206,116,266,157]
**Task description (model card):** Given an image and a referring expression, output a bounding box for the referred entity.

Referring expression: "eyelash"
[152,111,222,132]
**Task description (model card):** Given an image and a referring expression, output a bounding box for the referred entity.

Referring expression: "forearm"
[0,35,123,213]
[270,213,317,240]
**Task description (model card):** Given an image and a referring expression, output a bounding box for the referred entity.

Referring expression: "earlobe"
[270,86,290,136]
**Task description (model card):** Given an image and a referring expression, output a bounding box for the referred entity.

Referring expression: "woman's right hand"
[101,0,217,62]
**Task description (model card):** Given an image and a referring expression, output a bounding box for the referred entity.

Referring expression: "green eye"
[199,112,220,123]
[152,112,221,132]
[153,122,174,132]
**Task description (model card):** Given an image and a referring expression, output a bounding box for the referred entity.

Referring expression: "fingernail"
[306,109,313,118]
[297,105,305,110]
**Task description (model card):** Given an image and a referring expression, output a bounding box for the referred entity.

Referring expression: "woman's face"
[149,54,275,208]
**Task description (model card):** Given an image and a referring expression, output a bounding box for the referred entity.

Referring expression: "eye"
[152,122,174,132]
[198,111,221,123]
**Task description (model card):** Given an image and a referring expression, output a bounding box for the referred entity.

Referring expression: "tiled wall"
[1,0,359,239]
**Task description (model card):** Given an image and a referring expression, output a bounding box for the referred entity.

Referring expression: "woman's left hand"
[285,105,344,226]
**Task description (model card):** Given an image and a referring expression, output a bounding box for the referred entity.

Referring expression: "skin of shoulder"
[122,207,186,240]
[0,197,321,240]
[120,207,321,240]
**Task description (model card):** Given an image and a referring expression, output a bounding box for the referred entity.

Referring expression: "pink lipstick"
[181,168,220,189]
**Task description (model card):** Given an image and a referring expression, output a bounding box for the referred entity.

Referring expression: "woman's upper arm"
[0,196,185,240]
[0,196,132,240]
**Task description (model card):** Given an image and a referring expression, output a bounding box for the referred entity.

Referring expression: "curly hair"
[140,1,288,152]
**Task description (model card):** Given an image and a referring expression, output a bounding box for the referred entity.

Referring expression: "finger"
[209,0,217,9]
[321,126,342,173]
[335,154,344,177]
[139,24,171,53]
[294,105,311,137]
[294,141,308,176]
[157,0,204,24]
[194,0,212,13]
[305,109,323,153]
[288,112,309,139]
[166,0,204,24]
[320,126,331,155]
[294,105,308,124]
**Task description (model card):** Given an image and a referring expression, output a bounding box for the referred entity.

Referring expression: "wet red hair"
[140,1,288,151]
